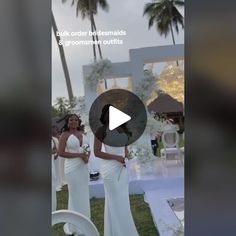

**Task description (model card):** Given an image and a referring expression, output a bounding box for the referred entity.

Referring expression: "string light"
[158,62,184,103]
[96,62,184,104]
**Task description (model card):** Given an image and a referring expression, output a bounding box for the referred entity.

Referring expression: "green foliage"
[143,0,184,37]
[63,0,109,19]
[51,105,60,117]
[86,59,112,86]
[52,96,77,118]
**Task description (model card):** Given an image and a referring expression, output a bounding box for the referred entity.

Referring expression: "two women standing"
[56,111,138,236]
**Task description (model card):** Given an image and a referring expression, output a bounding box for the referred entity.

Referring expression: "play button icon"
[89,89,147,147]
[109,106,131,131]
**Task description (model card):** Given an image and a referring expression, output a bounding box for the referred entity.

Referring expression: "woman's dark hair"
[51,125,58,137]
[99,104,132,141]
[58,113,84,132]
[100,104,111,125]
[120,123,132,138]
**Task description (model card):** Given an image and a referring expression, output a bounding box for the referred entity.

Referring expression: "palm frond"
[174,0,185,7]
[76,1,81,17]
[71,0,108,18]
[156,13,170,37]
[148,15,156,29]
[76,0,89,19]
[92,1,98,15]
[71,0,75,7]
[98,0,109,11]
[172,6,184,31]
[143,3,156,16]
[143,0,184,37]
[157,20,170,37]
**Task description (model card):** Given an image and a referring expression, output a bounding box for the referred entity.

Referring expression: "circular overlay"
[89,89,147,147]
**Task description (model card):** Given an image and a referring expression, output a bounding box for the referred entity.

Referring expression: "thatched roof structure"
[147,93,183,113]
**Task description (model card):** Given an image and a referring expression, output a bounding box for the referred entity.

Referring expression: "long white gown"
[54,156,67,191]
[52,137,65,191]
[64,134,91,234]
[101,129,139,236]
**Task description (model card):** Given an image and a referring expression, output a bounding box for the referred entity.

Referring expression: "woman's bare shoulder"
[60,131,71,140]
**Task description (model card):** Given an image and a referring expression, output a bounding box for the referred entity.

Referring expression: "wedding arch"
[83,44,184,113]
[82,44,184,171]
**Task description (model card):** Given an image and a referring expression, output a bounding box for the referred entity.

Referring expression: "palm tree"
[54,97,69,116]
[52,12,74,101]
[143,0,184,65]
[63,0,109,62]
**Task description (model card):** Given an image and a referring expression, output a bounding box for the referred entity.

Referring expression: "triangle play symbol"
[109,106,131,131]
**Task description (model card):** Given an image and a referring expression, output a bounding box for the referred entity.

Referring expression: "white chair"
[160,130,183,165]
[52,210,99,236]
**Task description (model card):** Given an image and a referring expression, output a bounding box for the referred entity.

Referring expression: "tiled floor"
[145,188,184,236]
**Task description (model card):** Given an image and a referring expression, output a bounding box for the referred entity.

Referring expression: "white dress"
[101,129,139,236]
[64,134,91,234]
[52,137,65,191]
[54,156,66,190]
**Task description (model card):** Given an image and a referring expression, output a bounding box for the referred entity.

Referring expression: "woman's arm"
[94,136,125,164]
[58,133,88,159]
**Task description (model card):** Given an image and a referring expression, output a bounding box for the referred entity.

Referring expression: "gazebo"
[147,93,184,131]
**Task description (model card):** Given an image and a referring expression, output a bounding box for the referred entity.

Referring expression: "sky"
[52,0,184,104]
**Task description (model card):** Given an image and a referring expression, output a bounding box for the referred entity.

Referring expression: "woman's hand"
[115,156,125,164]
[54,154,58,160]
[82,156,89,164]
[81,153,89,164]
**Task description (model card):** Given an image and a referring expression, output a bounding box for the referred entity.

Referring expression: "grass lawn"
[52,186,159,236]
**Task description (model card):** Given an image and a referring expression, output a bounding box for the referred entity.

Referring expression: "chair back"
[52,210,99,236]
[162,130,179,148]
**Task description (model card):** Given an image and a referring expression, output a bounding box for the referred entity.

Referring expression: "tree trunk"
[89,0,97,62]
[52,12,74,102]
[170,22,176,45]
[91,14,108,89]
[92,15,103,59]
[170,22,179,66]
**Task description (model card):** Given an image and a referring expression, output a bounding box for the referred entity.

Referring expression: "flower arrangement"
[128,144,154,163]
[86,59,112,87]
[146,117,165,133]
[135,70,158,103]
[73,96,85,114]
[82,144,90,154]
